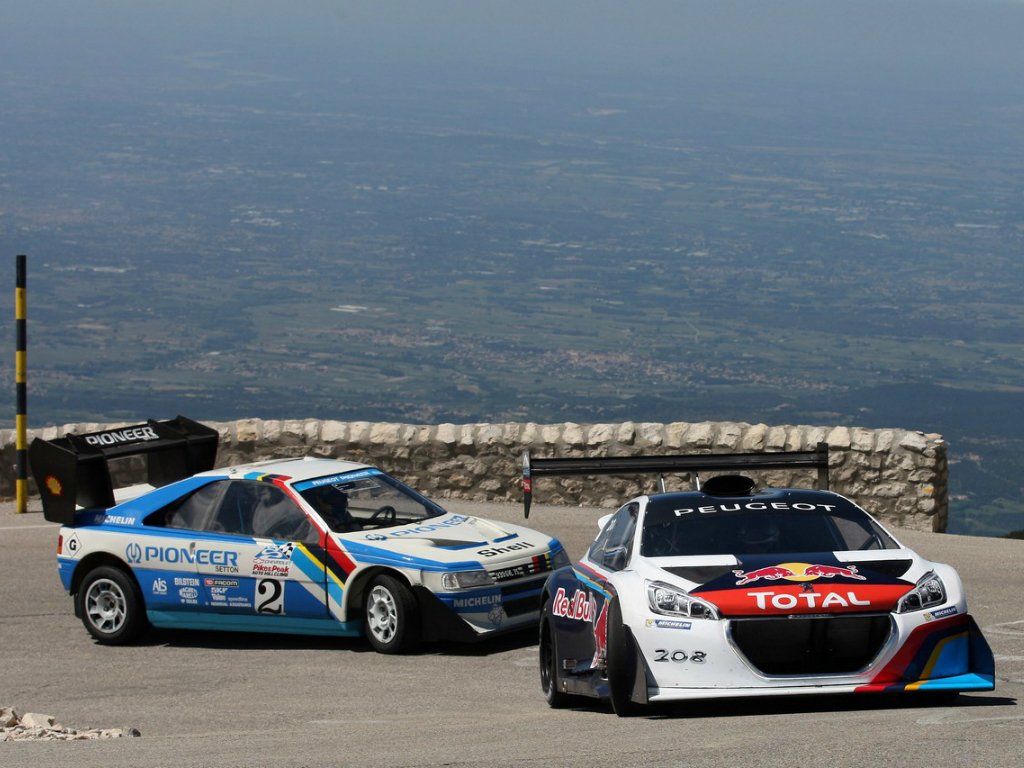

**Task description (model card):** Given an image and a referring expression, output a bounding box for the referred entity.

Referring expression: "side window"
[831,514,888,551]
[588,503,639,571]
[250,485,316,543]
[208,482,258,535]
[154,481,228,531]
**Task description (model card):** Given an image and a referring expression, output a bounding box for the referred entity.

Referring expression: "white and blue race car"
[524,448,996,715]
[30,417,567,653]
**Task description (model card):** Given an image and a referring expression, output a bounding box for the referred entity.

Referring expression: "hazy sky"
[2,1,1023,93]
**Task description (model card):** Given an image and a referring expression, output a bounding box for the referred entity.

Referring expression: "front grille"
[500,575,548,617]
[730,614,893,676]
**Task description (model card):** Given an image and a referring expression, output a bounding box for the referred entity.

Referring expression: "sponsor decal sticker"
[646,618,693,631]
[674,501,837,516]
[126,543,143,564]
[84,426,159,447]
[551,587,597,622]
[204,578,240,588]
[488,604,505,627]
[256,543,294,560]
[747,590,871,610]
[103,514,136,526]
[389,515,471,538]
[733,562,867,586]
[453,594,502,609]
[45,475,63,496]
[152,578,168,596]
[300,469,381,489]
[178,586,199,604]
[477,540,534,557]
[253,543,294,577]
[924,606,958,621]
[174,577,200,587]
[127,543,239,570]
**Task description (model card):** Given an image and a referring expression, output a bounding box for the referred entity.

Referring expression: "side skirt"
[147,610,362,637]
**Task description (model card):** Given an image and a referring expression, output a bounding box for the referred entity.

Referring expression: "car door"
[193,480,328,622]
[138,479,227,613]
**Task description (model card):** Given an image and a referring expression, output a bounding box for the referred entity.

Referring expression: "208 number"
[653,649,707,663]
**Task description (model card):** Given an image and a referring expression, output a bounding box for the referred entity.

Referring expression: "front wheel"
[363,574,421,654]
[606,597,641,717]
[539,615,574,708]
[76,566,147,644]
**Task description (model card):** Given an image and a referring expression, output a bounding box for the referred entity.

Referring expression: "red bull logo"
[803,563,866,580]
[733,566,795,585]
[733,562,867,586]
[551,587,597,622]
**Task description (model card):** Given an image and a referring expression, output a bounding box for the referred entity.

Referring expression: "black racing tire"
[539,614,574,708]
[363,574,421,654]
[75,565,148,645]
[606,597,641,717]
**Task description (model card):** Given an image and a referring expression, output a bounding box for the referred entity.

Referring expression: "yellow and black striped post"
[15,255,27,513]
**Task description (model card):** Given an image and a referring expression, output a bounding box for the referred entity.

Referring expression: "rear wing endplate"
[521,443,829,518]
[29,416,219,524]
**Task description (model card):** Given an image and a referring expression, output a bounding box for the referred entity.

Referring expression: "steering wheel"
[368,505,397,525]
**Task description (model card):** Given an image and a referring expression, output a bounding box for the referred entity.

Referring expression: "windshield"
[295,469,446,533]
[640,493,899,557]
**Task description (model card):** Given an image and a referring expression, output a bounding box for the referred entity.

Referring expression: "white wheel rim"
[367,584,398,644]
[85,578,127,634]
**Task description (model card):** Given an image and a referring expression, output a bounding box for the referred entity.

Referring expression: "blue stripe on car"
[340,539,482,572]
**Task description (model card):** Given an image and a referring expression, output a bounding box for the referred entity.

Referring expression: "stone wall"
[1,418,948,532]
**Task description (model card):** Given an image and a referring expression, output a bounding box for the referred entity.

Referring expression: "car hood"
[333,513,559,570]
[649,550,920,617]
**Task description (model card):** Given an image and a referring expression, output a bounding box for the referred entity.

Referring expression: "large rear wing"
[28,416,219,524]
[521,443,830,518]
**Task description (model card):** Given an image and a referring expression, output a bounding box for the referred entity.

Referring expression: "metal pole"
[15,255,27,513]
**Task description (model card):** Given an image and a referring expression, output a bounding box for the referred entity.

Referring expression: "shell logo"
[45,475,63,497]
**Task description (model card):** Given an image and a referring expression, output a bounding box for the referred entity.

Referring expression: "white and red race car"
[31,417,566,653]
[526,449,995,715]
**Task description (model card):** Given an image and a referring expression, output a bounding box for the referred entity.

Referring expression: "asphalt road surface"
[1,497,1020,768]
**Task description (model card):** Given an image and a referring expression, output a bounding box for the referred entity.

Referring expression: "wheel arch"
[69,553,141,597]
[342,565,415,619]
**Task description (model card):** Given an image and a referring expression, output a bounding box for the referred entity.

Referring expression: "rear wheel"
[76,566,147,644]
[606,597,641,717]
[539,615,573,708]
[363,574,421,654]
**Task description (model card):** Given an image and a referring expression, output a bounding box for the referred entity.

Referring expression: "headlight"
[646,580,720,620]
[441,570,494,590]
[897,571,947,613]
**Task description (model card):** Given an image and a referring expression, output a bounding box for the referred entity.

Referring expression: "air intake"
[702,474,756,497]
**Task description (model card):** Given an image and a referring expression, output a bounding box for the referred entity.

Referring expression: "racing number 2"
[256,579,284,614]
